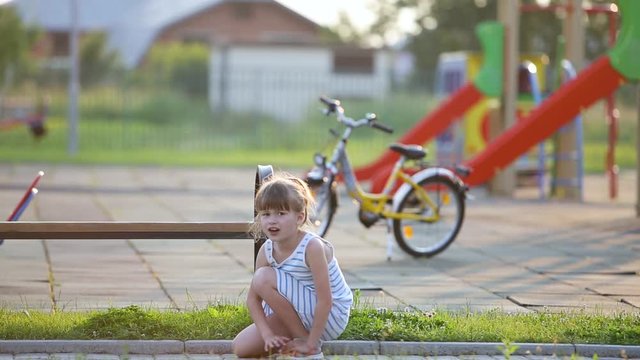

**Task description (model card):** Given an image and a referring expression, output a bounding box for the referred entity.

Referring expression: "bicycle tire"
[308,176,337,237]
[392,175,465,257]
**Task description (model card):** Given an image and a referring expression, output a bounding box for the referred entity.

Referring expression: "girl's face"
[259,208,304,243]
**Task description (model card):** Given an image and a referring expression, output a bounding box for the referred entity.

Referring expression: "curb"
[0,340,639,358]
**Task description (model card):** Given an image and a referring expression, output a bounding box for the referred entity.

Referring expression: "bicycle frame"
[310,95,468,258]
[325,129,440,223]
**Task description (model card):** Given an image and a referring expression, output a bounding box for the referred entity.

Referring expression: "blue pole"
[560,59,584,201]
[521,61,546,199]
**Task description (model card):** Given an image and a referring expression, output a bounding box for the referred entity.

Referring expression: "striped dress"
[262,232,353,340]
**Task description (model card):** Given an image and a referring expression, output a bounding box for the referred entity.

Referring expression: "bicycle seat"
[389,143,426,160]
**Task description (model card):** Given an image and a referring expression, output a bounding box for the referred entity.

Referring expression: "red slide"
[462,56,624,186]
[354,83,484,183]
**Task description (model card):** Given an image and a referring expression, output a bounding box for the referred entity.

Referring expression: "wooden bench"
[0,165,273,263]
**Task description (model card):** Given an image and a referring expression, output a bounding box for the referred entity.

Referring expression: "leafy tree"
[341,0,611,77]
[79,32,122,87]
[402,0,497,73]
[332,11,367,45]
[367,0,405,46]
[0,4,38,87]
[138,42,209,97]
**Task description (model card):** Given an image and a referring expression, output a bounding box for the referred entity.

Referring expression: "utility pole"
[68,0,79,155]
[636,84,640,217]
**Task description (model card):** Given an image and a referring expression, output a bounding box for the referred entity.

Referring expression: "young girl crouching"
[232,173,353,359]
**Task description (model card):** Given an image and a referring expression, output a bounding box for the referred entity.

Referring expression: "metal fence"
[0,70,436,155]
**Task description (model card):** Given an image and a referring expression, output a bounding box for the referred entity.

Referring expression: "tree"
[138,42,209,97]
[342,0,610,84]
[404,0,497,73]
[79,32,122,87]
[328,0,497,71]
[0,4,38,87]
[332,11,367,45]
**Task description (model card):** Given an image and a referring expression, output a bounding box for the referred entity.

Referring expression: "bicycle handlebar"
[319,96,340,114]
[318,96,394,134]
[371,121,393,134]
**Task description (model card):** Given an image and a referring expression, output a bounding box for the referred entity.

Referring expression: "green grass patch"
[0,87,636,172]
[1,304,639,344]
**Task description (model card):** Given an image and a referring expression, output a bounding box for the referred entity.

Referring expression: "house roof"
[106,0,225,67]
[10,0,320,68]
[10,0,137,31]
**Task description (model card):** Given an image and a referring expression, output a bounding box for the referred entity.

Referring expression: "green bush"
[137,42,209,97]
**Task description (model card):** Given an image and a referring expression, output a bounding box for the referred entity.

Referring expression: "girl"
[232,174,353,359]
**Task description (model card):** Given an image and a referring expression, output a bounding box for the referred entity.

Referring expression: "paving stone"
[184,341,232,355]
[153,355,189,360]
[186,355,224,360]
[14,355,49,360]
[1,164,639,317]
[48,354,88,360]
[125,356,153,360]
[505,293,634,311]
[84,355,120,360]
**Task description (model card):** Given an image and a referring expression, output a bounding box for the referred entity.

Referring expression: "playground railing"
[0,96,47,138]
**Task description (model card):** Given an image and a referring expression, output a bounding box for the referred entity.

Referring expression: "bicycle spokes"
[393,176,465,257]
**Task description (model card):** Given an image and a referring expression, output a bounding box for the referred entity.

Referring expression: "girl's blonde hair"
[249,173,315,238]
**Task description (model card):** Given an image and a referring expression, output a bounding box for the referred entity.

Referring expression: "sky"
[276,0,376,30]
[276,0,419,45]
[0,0,400,33]
[0,0,415,43]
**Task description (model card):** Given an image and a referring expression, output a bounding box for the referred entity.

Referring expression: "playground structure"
[0,171,44,246]
[354,0,638,200]
[354,20,503,192]
[0,95,48,138]
[521,0,621,201]
[433,52,559,196]
[522,59,585,200]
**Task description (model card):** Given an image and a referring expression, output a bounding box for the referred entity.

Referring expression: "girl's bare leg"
[232,315,288,358]
[252,266,309,338]
[233,267,310,358]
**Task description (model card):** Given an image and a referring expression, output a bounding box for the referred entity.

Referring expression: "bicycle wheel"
[308,176,337,237]
[392,175,465,257]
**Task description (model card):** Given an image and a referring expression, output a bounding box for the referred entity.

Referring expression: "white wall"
[209,45,391,122]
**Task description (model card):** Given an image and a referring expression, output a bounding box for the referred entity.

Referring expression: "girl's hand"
[263,334,290,352]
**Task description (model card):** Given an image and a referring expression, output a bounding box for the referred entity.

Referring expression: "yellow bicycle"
[306,96,469,258]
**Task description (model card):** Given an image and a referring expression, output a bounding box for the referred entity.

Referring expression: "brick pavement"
[0,164,639,359]
[0,164,638,312]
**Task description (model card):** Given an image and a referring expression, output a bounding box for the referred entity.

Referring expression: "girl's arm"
[303,237,333,351]
[247,244,289,351]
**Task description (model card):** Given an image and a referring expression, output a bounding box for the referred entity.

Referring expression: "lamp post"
[636,84,640,217]
[68,0,79,155]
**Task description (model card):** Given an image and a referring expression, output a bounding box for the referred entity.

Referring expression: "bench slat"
[0,221,253,240]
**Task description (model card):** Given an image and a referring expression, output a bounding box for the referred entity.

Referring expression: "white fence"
[209,46,392,122]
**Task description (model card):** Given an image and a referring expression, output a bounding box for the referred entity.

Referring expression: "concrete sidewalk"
[1,339,640,359]
[0,164,638,313]
[0,164,639,358]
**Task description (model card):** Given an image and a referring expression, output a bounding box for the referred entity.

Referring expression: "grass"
[0,87,636,172]
[1,304,639,345]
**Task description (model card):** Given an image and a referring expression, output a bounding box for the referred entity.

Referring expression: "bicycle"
[305,96,470,258]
